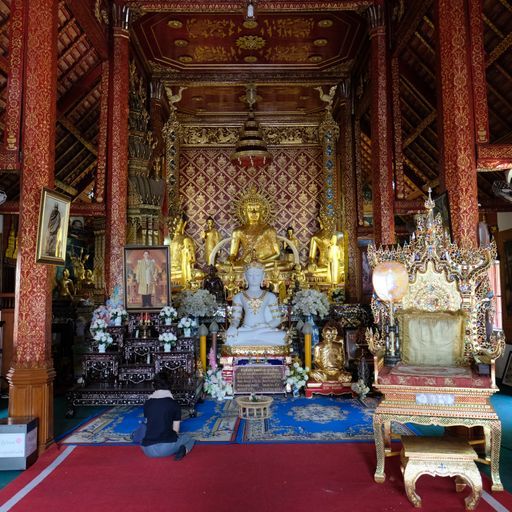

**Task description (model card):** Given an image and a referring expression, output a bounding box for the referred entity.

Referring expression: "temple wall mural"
[179,146,323,267]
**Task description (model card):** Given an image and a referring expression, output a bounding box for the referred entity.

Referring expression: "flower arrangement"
[204,367,233,400]
[351,379,370,400]
[93,330,113,346]
[91,305,111,325]
[90,318,108,336]
[178,316,193,329]
[159,305,178,321]
[292,289,330,318]
[284,362,309,394]
[158,332,177,346]
[110,306,128,323]
[177,289,217,318]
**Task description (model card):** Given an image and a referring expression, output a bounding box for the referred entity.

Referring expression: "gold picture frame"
[36,187,71,265]
[124,246,171,311]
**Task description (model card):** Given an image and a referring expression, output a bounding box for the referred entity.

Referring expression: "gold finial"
[425,187,435,211]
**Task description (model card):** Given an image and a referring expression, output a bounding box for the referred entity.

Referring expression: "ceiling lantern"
[230,84,271,171]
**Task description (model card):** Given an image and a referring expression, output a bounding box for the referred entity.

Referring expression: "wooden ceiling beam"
[57,64,102,117]
[0,200,106,216]
[0,54,9,74]
[393,0,433,56]
[70,159,97,188]
[487,32,512,68]
[401,115,438,163]
[403,111,436,148]
[59,47,97,87]
[66,0,108,61]
[399,62,436,109]
[58,117,98,156]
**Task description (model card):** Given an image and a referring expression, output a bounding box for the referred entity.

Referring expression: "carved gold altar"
[366,192,505,492]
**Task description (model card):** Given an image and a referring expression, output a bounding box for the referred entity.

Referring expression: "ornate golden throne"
[366,194,505,491]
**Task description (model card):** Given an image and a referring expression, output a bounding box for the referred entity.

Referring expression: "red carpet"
[1,443,511,512]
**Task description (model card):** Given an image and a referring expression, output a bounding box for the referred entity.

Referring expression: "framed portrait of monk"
[36,188,71,265]
[124,246,170,311]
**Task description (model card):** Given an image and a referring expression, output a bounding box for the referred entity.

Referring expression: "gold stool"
[236,395,273,420]
[400,436,482,510]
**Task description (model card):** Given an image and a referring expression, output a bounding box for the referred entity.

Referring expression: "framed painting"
[36,188,71,265]
[124,246,170,311]
[344,328,359,363]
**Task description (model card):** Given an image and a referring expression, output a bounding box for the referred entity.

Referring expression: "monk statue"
[170,214,196,287]
[57,268,75,299]
[225,261,287,346]
[71,248,89,291]
[201,216,220,266]
[223,187,294,271]
[202,265,226,303]
[309,325,352,383]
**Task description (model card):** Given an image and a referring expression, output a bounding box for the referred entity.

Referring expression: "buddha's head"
[244,261,265,287]
[246,202,262,224]
[206,217,215,229]
[286,226,294,238]
[63,268,70,279]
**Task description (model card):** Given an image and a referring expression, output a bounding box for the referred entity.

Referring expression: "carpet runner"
[1,443,511,512]
[60,396,415,445]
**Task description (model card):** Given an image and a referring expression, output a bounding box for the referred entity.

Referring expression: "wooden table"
[400,436,482,510]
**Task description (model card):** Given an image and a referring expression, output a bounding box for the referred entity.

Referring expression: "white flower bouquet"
[110,306,128,321]
[158,332,177,345]
[292,289,330,318]
[159,305,178,321]
[204,367,233,400]
[177,289,217,318]
[90,318,108,336]
[178,316,193,329]
[93,330,113,346]
[92,305,111,324]
[285,362,309,392]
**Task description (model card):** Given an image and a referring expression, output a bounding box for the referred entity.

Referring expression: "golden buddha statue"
[201,216,220,266]
[221,187,294,271]
[170,214,196,287]
[283,226,300,263]
[57,268,75,299]
[70,248,89,291]
[309,325,352,383]
[307,214,344,284]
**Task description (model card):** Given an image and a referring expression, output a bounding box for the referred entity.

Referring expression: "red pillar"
[105,3,130,295]
[436,0,479,246]
[368,3,395,246]
[7,0,58,451]
[0,0,25,169]
[94,61,110,204]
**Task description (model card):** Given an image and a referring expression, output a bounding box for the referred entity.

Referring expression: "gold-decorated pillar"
[368,3,395,246]
[339,83,360,301]
[105,3,130,295]
[435,0,479,246]
[318,110,340,229]
[8,0,58,452]
[163,108,183,222]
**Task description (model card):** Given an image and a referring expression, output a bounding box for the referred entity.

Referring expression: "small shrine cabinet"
[66,313,203,416]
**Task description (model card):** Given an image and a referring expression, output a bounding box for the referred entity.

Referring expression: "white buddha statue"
[225,262,287,346]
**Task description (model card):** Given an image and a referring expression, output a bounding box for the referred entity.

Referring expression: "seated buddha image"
[219,187,295,272]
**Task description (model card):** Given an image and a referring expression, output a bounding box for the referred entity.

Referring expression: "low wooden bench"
[400,436,482,510]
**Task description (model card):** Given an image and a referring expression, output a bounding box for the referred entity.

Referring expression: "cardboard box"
[0,417,38,470]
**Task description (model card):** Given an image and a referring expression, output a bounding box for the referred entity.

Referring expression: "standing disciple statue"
[225,261,287,346]
[57,268,75,299]
[170,215,196,287]
[283,226,299,263]
[201,217,220,266]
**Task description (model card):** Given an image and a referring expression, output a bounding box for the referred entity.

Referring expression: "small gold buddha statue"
[283,226,300,263]
[307,214,344,285]
[201,216,220,266]
[70,249,89,290]
[57,268,75,299]
[222,187,294,271]
[309,325,352,383]
[170,214,196,287]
